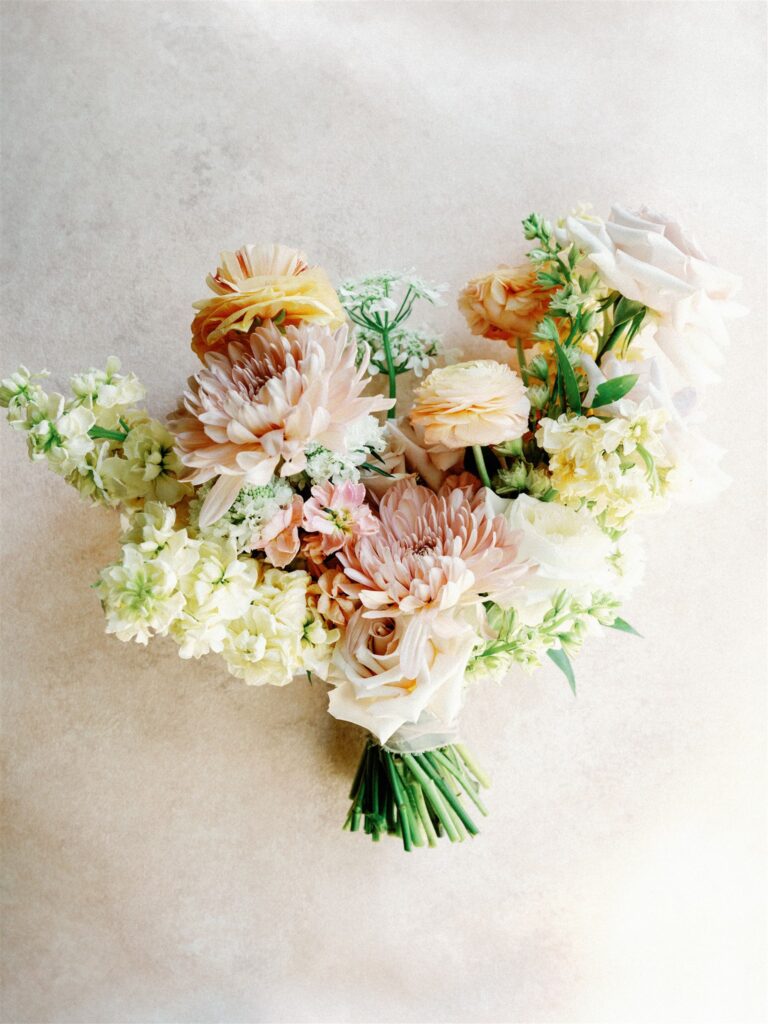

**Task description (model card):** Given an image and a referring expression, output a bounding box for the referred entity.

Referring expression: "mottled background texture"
[1,2,766,1022]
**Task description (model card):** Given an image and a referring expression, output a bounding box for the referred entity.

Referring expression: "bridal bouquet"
[2,207,742,850]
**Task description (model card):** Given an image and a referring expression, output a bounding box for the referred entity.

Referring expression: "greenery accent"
[546,647,577,694]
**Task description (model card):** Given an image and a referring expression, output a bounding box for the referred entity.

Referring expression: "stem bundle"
[343,738,490,850]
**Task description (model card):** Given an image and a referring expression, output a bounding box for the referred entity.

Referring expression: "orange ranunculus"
[458,262,553,344]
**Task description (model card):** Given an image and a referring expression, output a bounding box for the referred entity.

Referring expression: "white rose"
[327,610,477,745]
[564,205,744,388]
[489,493,614,621]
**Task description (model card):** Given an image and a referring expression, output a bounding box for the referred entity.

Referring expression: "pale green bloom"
[103,414,191,506]
[121,500,179,553]
[25,394,96,475]
[0,366,49,428]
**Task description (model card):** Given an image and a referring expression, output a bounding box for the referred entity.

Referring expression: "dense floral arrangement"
[2,209,742,850]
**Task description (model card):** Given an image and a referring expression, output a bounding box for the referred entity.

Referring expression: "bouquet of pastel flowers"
[2,207,742,850]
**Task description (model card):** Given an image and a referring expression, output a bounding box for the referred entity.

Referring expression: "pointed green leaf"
[553,339,582,414]
[591,374,638,408]
[608,616,643,638]
[547,647,576,695]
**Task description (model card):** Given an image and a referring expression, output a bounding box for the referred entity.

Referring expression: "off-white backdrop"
[1,3,766,1023]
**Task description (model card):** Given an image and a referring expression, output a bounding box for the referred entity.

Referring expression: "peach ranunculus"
[169,321,393,528]
[191,243,346,360]
[458,263,553,343]
[410,360,531,449]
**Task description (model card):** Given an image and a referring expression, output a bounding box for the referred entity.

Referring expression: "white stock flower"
[121,500,178,553]
[70,356,145,416]
[173,538,259,659]
[97,540,194,645]
[25,394,95,475]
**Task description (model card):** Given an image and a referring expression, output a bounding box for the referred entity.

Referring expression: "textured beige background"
[1,2,766,1022]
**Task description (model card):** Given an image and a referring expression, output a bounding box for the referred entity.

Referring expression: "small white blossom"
[70,356,145,414]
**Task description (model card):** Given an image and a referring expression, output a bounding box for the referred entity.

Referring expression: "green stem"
[472,445,492,489]
[88,426,128,443]
[380,327,397,419]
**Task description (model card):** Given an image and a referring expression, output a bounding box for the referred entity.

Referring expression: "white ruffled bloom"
[24,393,96,475]
[121,500,178,553]
[563,205,744,388]
[487,493,615,623]
[221,565,313,687]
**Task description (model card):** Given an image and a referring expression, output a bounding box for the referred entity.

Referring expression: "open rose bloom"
[2,206,742,850]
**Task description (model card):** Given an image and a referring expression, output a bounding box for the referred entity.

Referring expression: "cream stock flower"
[410,360,530,448]
[169,322,393,528]
[220,564,313,687]
[458,263,553,343]
[191,243,345,360]
[326,609,478,745]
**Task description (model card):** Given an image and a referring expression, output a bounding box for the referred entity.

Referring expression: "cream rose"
[327,610,477,745]
[410,360,530,449]
[563,206,744,388]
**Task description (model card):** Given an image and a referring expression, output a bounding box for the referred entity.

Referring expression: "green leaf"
[591,374,638,408]
[553,339,582,414]
[547,648,576,695]
[608,617,643,638]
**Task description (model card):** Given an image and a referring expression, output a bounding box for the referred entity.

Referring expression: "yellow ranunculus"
[191,243,346,360]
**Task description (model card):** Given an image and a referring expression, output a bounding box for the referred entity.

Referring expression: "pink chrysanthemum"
[169,322,392,527]
[337,478,530,672]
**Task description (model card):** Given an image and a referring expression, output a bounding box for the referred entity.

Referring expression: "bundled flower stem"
[344,738,489,849]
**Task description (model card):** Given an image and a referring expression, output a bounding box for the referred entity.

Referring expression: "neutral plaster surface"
[1,2,766,1023]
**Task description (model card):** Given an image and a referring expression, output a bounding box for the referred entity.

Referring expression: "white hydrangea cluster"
[339,271,446,311]
[355,324,441,377]
[0,360,190,509]
[537,399,672,531]
[99,503,338,685]
[303,414,387,485]
[188,478,295,553]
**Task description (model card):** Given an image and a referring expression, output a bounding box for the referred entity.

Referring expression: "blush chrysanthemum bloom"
[337,478,530,671]
[191,244,346,360]
[410,360,531,448]
[169,322,393,527]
